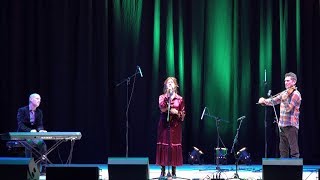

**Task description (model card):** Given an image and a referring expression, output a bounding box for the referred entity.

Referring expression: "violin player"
[258,72,302,158]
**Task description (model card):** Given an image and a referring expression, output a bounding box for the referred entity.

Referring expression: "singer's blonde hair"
[163,77,179,94]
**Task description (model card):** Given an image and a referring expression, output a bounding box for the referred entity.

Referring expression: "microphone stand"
[216,119,221,171]
[269,95,281,133]
[116,68,141,157]
[166,94,172,178]
[199,108,229,179]
[231,118,244,179]
[264,74,268,158]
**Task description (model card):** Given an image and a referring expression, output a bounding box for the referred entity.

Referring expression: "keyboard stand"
[0,132,82,165]
[18,139,75,164]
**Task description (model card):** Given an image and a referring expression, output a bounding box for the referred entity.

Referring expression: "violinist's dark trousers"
[279,126,299,158]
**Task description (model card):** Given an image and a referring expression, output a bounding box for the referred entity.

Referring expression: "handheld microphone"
[201,107,207,120]
[237,116,246,121]
[267,90,272,97]
[137,66,143,77]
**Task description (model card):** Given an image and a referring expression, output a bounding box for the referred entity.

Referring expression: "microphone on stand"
[167,88,173,122]
[137,66,143,77]
[167,88,173,99]
[237,116,246,121]
[267,90,272,97]
[201,107,207,120]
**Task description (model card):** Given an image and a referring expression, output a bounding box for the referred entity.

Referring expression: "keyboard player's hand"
[39,130,47,133]
[30,129,37,132]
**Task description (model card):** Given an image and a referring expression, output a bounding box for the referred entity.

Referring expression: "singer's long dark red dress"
[156,93,185,166]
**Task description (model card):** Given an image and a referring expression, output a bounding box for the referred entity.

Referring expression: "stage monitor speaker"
[0,157,39,180]
[108,157,149,180]
[46,164,100,180]
[262,158,303,180]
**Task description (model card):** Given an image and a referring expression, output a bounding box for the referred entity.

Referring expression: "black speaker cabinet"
[262,158,303,180]
[108,157,149,180]
[46,164,100,180]
[0,157,39,180]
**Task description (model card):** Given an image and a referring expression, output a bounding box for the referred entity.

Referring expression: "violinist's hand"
[170,108,179,115]
[281,92,288,101]
[258,97,266,105]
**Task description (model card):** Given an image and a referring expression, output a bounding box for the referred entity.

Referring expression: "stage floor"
[39,164,320,180]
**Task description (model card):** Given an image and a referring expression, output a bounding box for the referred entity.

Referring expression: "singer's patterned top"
[265,89,301,129]
[158,94,185,122]
[156,93,185,166]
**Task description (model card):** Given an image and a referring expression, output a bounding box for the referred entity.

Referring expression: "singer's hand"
[170,108,179,115]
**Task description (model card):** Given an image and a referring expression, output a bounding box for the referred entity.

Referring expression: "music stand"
[116,66,142,157]
[200,108,229,179]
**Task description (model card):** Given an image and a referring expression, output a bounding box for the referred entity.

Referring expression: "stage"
[38,164,320,180]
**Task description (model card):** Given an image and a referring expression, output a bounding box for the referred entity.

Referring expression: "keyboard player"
[16,93,47,175]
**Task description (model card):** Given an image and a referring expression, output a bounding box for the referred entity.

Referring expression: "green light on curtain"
[178,0,184,95]
[121,0,142,42]
[190,0,251,145]
[259,1,272,92]
[152,0,161,104]
[112,0,143,63]
[280,0,288,75]
[153,0,160,73]
[166,0,175,76]
[205,0,232,132]
[113,0,121,26]
[231,0,239,131]
[190,0,205,143]
[236,0,251,135]
[258,1,273,135]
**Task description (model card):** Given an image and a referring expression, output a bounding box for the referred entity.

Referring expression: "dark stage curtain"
[1,0,320,165]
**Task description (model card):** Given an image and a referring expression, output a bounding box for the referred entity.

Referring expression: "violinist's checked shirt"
[265,88,302,129]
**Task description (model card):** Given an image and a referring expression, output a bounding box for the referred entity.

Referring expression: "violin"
[286,86,297,95]
[281,86,297,100]
[257,86,297,105]
[268,86,297,99]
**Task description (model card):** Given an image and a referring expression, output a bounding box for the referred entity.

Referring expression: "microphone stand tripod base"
[229,175,245,180]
